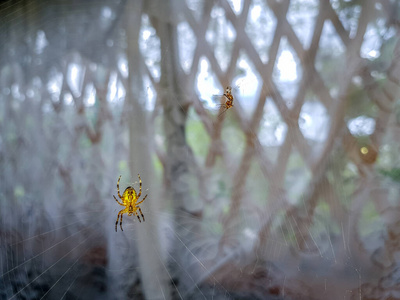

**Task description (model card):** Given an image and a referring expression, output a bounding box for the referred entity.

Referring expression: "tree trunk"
[124,1,171,299]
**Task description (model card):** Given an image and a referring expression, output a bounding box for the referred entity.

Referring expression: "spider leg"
[117,175,123,200]
[113,195,124,206]
[138,207,145,222]
[218,107,229,118]
[137,174,142,198]
[120,213,124,231]
[136,194,147,206]
[115,211,122,232]
[136,212,142,223]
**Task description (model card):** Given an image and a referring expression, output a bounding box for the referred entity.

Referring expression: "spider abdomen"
[122,187,137,202]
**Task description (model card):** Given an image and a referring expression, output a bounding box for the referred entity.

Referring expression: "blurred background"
[1,0,400,299]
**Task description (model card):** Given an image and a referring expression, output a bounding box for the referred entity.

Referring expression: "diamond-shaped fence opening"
[178,21,197,72]
[245,0,276,63]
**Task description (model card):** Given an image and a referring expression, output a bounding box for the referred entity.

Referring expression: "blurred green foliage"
[118,160,128,173]
[359,200,383,237]
[14,185,25,199]
[379,168,400,183]
[346,85,377,119]
[186,116,210,160]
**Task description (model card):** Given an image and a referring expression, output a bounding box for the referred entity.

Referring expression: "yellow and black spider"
[113,174,147,232]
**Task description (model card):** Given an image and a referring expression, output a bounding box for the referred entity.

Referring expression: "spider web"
[1,0,400,300]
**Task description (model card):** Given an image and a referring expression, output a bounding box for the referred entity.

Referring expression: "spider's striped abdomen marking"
[122,187,137,204]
